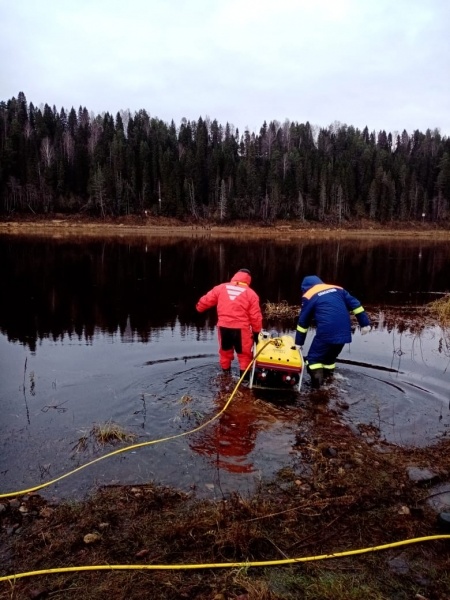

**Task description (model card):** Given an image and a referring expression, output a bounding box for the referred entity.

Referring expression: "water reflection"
[189,384,288,474]
[0,234,449,349]
[0,234,449,500]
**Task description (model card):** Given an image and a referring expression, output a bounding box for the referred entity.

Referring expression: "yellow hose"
[0,342,273,499]
[1,536,449,582]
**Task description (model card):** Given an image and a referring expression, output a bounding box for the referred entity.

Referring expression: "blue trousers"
[306,337,345,371]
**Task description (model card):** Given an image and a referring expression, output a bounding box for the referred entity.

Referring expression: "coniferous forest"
[1,92,450,224]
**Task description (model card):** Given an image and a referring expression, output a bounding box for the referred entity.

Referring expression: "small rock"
[9,499,21,509]
[298,484,311,493]
[407,467,440,486]
[0,504,7,514]
[322,447,337,458]
[398,505,410,515]
[278,483,292,492]
[336,401,349,409]
[437,512,450,532]
[426,483,450,512]
[135,549,150,558]
[29,589,49,599]
[388,554,410,575]
[83,533,101,544]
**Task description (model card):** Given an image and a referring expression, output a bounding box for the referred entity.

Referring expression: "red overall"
[196,270,263,370]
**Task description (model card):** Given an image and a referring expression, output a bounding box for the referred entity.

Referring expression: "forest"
[1,92,450,223]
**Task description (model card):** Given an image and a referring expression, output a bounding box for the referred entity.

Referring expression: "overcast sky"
[1,0,449,136]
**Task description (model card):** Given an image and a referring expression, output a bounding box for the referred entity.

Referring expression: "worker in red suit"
[196,268,263,377]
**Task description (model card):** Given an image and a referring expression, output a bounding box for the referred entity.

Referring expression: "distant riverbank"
[1,214,449,239]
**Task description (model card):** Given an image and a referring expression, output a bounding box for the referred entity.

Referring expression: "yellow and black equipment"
[249,330,304,392]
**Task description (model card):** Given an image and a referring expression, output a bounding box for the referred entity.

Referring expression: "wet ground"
[1,319,449,502]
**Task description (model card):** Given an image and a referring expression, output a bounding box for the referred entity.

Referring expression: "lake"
[0,231,449,501]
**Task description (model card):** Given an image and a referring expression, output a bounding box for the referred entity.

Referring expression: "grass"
[427,294,450,355]
[263,300,445,336]
[72,421,137,454]
[263,301,300,321]
[427,293,450,328]
[91,421,137,445]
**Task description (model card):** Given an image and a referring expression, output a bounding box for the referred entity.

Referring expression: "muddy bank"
[2,395,450,600]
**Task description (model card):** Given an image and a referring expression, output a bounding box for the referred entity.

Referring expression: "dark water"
[0,233,449,501]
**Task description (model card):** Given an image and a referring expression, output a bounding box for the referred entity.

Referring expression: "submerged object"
[249,330,303,392]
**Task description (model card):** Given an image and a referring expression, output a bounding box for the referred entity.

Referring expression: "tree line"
[1,92,450,223]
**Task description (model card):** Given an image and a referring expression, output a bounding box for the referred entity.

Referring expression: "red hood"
[231,270,251,285]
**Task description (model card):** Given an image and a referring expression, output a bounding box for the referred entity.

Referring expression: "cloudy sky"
[1,0,449,136]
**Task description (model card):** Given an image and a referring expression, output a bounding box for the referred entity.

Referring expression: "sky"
[1,0,449,137]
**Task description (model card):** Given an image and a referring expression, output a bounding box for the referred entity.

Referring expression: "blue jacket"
[295,275,370,346]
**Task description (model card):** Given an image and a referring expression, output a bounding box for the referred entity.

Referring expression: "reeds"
[263,300,300,320]
[91,420,137,445]
[427,294,450,328]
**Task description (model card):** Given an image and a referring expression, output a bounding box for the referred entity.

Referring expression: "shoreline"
[1,216,449,239]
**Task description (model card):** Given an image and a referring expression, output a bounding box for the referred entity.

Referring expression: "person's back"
[196,269,262,376]
[300,275,360,343]
[296,275,370,387]
[215,272,260,329]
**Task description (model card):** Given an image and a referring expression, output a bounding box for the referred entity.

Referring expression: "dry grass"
[91,421,137,445]
[426,295,450,356]
[427,294,450,328]
[263,301,440,335]
[263,301,300,320]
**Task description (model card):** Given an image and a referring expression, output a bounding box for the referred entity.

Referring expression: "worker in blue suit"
[295,275,371,388]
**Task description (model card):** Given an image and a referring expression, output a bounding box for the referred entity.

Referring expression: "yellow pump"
[249,331,303,392]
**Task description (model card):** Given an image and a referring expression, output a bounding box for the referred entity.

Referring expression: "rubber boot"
[323,368,334,381]
[222,368,231,376]
[310,368,324,389]
[239,369,249,382]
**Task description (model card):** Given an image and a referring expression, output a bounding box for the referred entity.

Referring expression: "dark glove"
[253,332,260,344]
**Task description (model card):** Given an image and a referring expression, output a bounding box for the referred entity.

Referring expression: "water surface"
[0,234,449,500]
